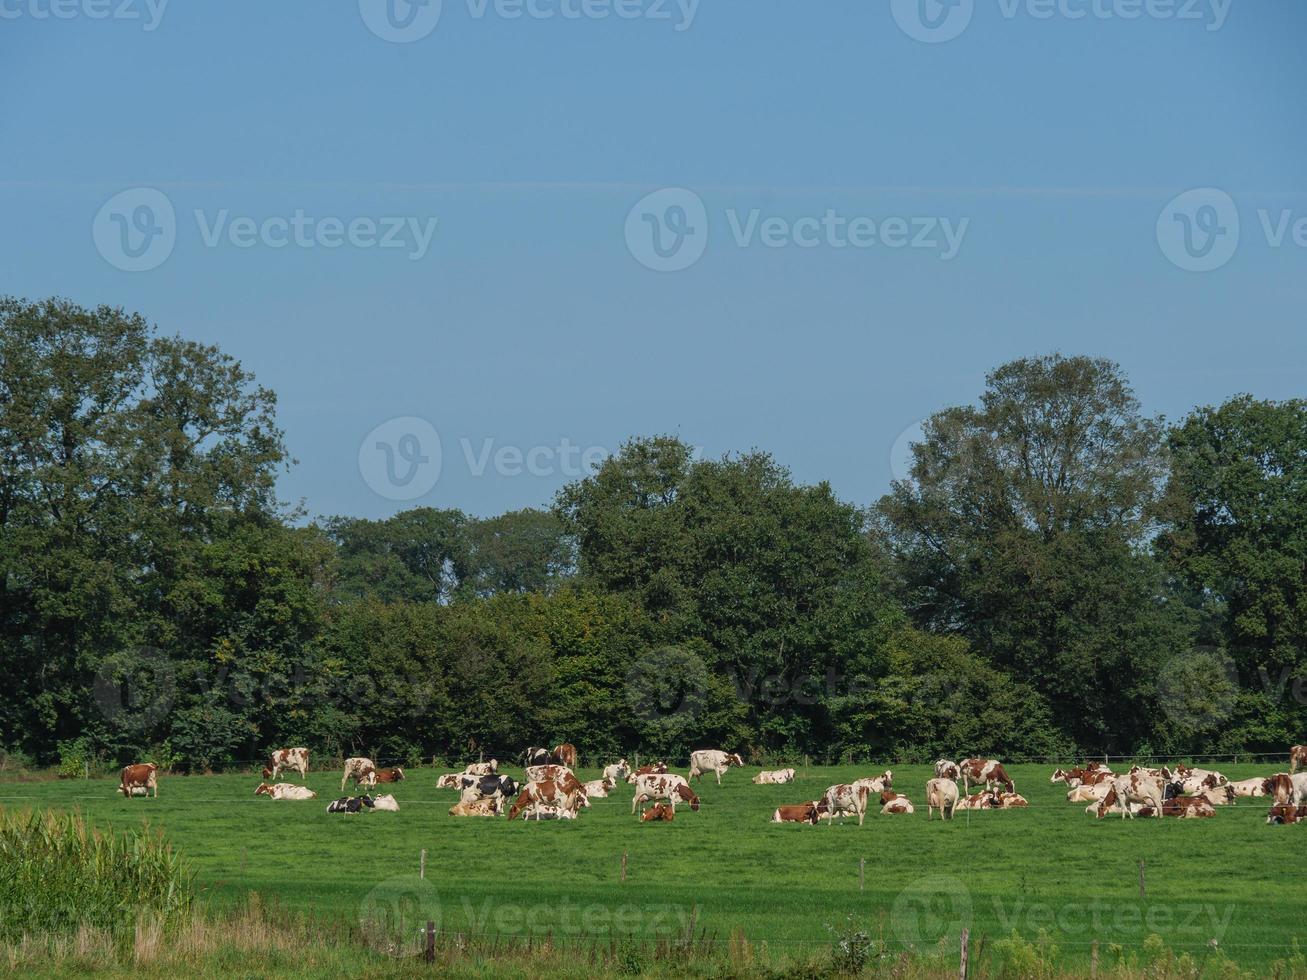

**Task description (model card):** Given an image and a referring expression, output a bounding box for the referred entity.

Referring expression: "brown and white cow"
[626,762,668,783]
[1229,777,1272,800]
[373,767,406,783]
[956,791,1000,811]
[879,791,914,815]
[1265,773,1307,805]
[853,771,893,795]
[631,773,700,814]
[120,763,158,799]
[255,782,317,800]
[508,779,581,820]
[603,759,630,783]
[821,783,871,826]
[552,743,578,768]
[1096,772,1164,818]
[925,778,958,820]
[995,792,1029,808]
[584,777,616,798]
[1291,745,1307,774]
[462,760,498,777]
[1067,782,1113,804]
[960,758,1014,794]
[341,757,377,791]
[771,801,829,824]
[436,772,466,789]
[688,749,745,786]
[1267,803,1307,824]
[525,763,572,784]
[753,768,796,785]
[265,747,309,780]
[449,798,499,817]
[933,760,960,780]
[641,802,675,822]
[1160,796,1216,818]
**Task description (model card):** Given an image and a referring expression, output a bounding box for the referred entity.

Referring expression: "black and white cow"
[326,795,376,814]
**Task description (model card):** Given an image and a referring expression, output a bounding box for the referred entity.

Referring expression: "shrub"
[0,808,194,940]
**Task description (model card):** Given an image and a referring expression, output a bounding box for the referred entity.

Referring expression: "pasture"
[3,761,1305,971]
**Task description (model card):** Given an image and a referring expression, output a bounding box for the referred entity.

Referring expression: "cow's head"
[676,785,701,811]
[729,753,745,767]
[255,783,273,796]
[1095,788,1118,818]
[392,767,406,781]
[261,767,273,779]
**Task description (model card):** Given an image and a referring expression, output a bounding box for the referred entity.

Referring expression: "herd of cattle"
[115,743,1307,826]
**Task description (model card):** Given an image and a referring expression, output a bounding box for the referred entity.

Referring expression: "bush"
[0,808,194,940]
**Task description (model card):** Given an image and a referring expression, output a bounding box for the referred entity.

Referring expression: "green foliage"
[0,808,193,940]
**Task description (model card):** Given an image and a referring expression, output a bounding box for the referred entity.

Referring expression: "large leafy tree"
[0,297,294,760]
[1158,396,1307,748]
[876,354,1193,750]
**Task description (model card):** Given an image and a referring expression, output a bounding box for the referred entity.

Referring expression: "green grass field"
[3,761,1304,971]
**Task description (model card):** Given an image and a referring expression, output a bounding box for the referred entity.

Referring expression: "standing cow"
[341,757,378,791]
[688,750,745,786]
[120,763,158,799]
[821,783,871,826]
[960,758,1015,794]
[1290,745,1307,775]
[925,778,958,820]
[264,747,309,780]
[631,773,701,814]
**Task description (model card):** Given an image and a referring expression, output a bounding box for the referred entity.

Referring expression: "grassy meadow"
[2,761,1305,974]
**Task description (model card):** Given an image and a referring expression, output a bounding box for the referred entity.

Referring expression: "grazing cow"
[462,760,498,776]
[960,758,1014,794]
[373,767,406,783]
[508,779,584,820]
[641,802,675,822]
[627,762,668,783]
[255,782,317,800]
[631,773,700,814]
[552,743,578,768]
[934,760,960,780]
[879,791,914,815]
[688,749,745,786]
[326,795,375,813]
[341,758,377,791]
[583,777,615,798]
[772,801,828,824]
[266,747,309,780]
[1096,772,1164,818]
[925,778,958,820]
[1292,745,1307,774]
[603,759,630,783]
[372,794,400,812]
[449,798,499,817]
[753,768,797,785]
[1230,777,1272,800]
[821,784,871,826]
[120,763,158,799]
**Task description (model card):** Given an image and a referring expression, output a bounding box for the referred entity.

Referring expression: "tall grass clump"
[0,807,193,941]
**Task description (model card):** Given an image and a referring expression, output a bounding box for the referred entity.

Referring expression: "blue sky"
[3,0,1304,520]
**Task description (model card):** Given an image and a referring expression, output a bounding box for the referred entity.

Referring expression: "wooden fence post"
[424,920,435,963]
[420,848,427,880]
[959,928,969,980]
[1091,940,1099,978]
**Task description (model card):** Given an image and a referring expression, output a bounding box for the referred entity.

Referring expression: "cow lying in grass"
[449,798,498,817]
[327,795,375,814]
[879,792,913,814]
[1266,803,1307,824]
[771,801,828,824]
[753,768,796,785]
[255,782,317,800]
[641,802,675,822]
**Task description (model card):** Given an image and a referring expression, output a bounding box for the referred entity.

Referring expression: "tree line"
[1,297,1303,772]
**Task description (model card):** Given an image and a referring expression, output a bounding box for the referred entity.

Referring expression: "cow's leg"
[716,768,723,786]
